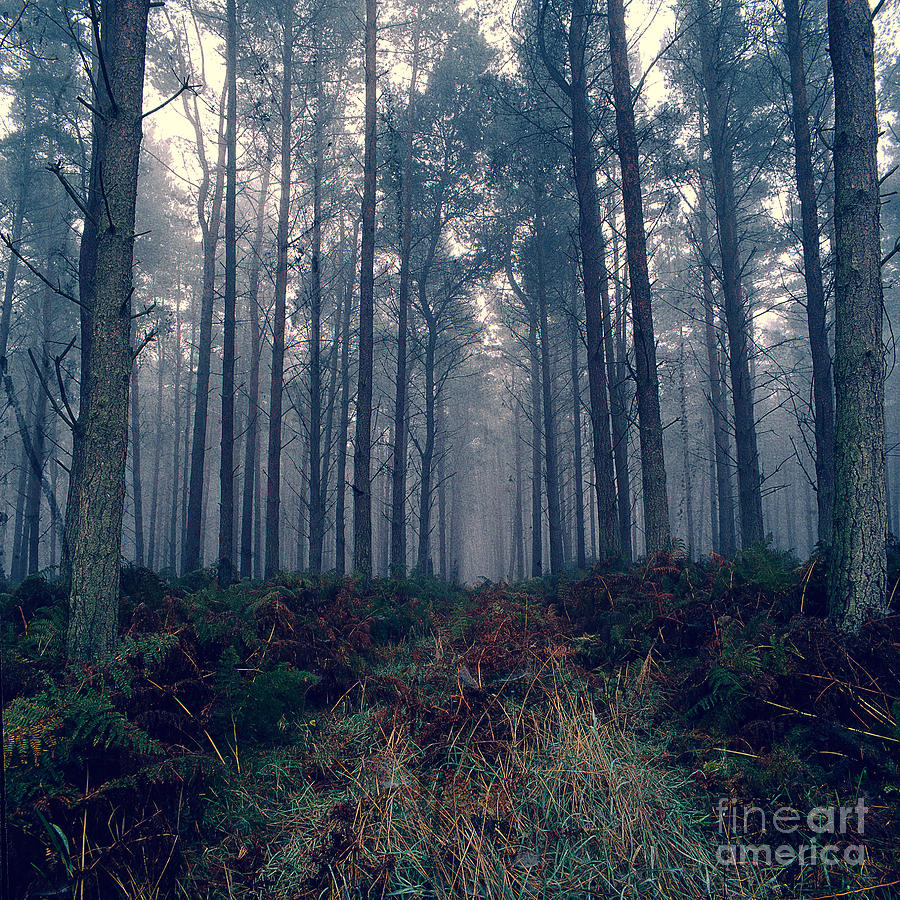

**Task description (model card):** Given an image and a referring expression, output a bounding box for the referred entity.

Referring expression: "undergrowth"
[1,546,898,899]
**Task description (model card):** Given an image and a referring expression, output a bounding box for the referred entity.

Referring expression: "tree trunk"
[335,221,358,575]
[25,378,48,576]
[240,139,273,578]
[390,50,420,578]
[534,185,564,575]
[265,0,294,578]
[529,307,543,576]
[147,334,163,569]
[183,88,228,574]
[353,0,377,575]
[130,357,144,565]
[559,0,619,559]
[169,306,182,571]
[607,212,632,562]
[513,399,525,578]
[308,49,326,572]
[697,0,764,547]
[67,0,152,659]
[218,0,238,586]
[784,0,835,547]
[569,308,586,569]
[607,0,669,553]
[416,319,437,574]
[698,171,737,556]
[826,0,887,630]
[10,415,29,583]
[679,335,695,556]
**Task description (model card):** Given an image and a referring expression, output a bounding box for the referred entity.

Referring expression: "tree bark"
[528,312,544,578]
[147,333,163,569]
[265,0,294,578]
[784,0,835,547]
[826,0,887,630]
[353,0,377,575]
[607,0,670,553]
[679,335,695,556]
[534,185,564,574]
[130,354,144,564]
[335,221,358,575]
[182,87,227,574]
[390,27,420,576]
[697,0,764,547]
[549,0,620,559]
[569,306,586,569]
[607,212,632,561]
[697,171,737,555]
[415,315,437,574]
[218,0,238,586]
[67,0,152,659]
[241,139,273,578]
[513,398,525,578]
[308,48,326,572]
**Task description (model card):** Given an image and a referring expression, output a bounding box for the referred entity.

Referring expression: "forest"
[0,0,899,895]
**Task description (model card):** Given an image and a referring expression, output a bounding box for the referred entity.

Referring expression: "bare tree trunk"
[698,0,764,547]
[25,380,47,576]
[534,184,564,574]
[784,0,835,546]
[607,0,670,553]
[826,0,886,630]
[607,213,632,562]
[543,0,620,558]
[218,0,238,586]
[130,358,144,565]
[265,0,294,578]
[513,399,525,578]
[10,417,29,583]
[180,303,196,562]
[679,335,695,556]
[1,126,31,579]
[698,172,737,556]
[67,0,152,659]
[169,306,182,571]
[25,278,53,575]
[147,333,163,569]
[354,0,377,575]
[707,410,719,553]
[438,433,447,580]
[569,309,586,569]
[308,49,326,573]
[529,309,543,576]
[183,89,227,574]
[416,319,437,574]
[241,140,273,578]
[390,26,420,576]
[335,221,358,575]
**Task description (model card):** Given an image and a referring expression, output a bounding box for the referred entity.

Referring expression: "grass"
[6,555,899,899]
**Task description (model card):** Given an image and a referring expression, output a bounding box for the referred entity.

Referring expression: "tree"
[606,0,670,553]
[67,0,153,659]
[537,0,619,559]
[826,0,887,630]
[695,0,765,547]
[182,75,227,575]
[265,0,293,578]
[783,0,834,546]
[218,0,239,586]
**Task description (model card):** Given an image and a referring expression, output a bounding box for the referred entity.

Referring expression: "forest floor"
[3,546,900,899]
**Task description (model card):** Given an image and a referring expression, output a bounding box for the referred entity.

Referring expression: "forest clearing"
[0,0,899,893]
